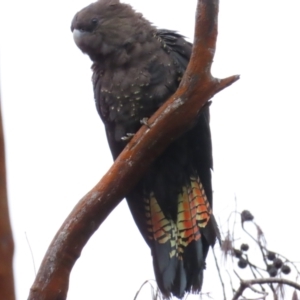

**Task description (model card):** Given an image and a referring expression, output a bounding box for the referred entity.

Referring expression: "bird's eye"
[91,18,98,25]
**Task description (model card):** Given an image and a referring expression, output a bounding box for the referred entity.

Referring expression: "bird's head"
[71,0,153,63]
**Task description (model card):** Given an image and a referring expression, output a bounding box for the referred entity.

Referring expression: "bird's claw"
[121,133,135,141]
[140,117,150,128]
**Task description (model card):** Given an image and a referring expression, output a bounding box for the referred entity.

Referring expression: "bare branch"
[232,278,300,300]
[0,90,15,300]
[28,1,239,299]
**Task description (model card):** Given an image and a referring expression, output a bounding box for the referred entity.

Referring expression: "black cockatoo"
[71,0,219,298]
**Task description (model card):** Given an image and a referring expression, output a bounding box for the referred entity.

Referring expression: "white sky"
[1,0,300,299]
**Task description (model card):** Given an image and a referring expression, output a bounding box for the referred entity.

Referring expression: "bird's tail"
[141,176,219,299]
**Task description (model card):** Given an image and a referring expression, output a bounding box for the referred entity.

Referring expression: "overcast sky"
[1,0,300,299]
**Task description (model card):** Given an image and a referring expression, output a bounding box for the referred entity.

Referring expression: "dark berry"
[273,258,283,269]
[266,251,276,261]
[238,258,248,269]
[241,210,254,222]
[233,249,243,258]
[281,265,291,274]
[267,264,272,271]
[240,243,249,251]
[268,266,278,277]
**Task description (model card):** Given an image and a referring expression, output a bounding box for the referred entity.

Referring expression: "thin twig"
[212,247,227,300]
[226,269,237,298]
[24,232,36,276]
[247,261,267,274]
[247,284,268,299]
[133,280,161,300]
[242,222,277,297]
[231,196,238,241]
[246,258,266,294]
[234,270,242,281]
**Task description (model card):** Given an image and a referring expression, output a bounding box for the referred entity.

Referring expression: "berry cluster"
[233,243,292,277]
[219,209,299,299]
[266,251,291,277]
[233,244,249,269]
[231,210,292,279]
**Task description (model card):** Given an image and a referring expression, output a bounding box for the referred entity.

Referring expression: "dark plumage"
[71,0,219,298]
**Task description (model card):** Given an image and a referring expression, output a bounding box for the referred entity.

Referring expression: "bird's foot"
[121,133,135,141]
[140,117,150,128]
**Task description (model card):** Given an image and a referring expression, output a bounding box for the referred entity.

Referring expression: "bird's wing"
[155,29,213,206]
[126,30,219,298]
[156,29,192,75]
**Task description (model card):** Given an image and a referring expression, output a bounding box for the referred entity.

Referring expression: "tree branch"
[28,0,239,299]
[0,90,15,300]
[232,278,300,300]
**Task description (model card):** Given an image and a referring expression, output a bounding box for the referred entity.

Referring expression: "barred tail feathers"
[144,176,216,298]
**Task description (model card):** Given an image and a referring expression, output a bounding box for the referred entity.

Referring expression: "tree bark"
[0,90,16,300]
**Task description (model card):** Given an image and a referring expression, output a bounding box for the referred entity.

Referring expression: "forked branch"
[28,0,239,299]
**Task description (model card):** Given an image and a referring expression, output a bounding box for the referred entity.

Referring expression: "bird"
[71,0,219,298]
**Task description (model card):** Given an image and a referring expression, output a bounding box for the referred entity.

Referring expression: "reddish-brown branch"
[232,278,300,300]
[0,93,15,300]
[28,0,239,299]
